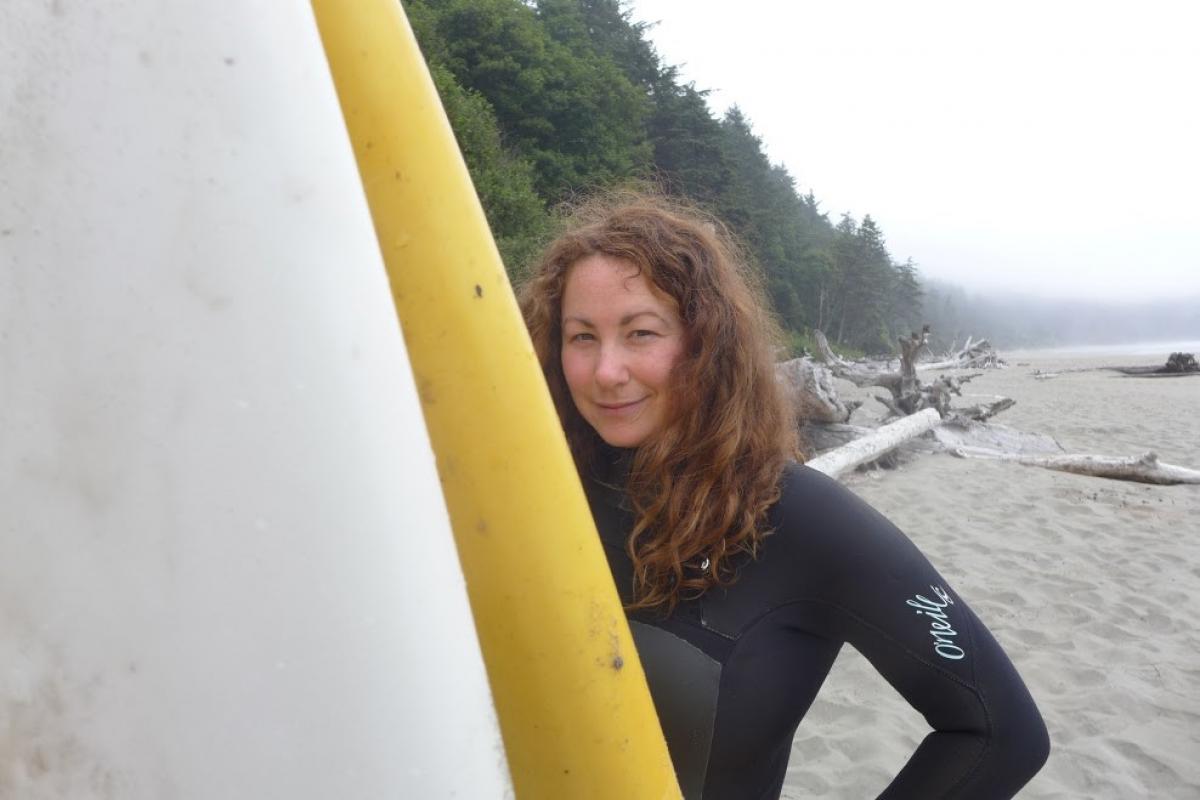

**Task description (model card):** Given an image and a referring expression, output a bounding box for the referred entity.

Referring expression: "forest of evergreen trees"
[404,0,926,354]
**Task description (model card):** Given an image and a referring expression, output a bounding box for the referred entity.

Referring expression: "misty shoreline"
[921,280,1200,353]
[1006,340,1200,359]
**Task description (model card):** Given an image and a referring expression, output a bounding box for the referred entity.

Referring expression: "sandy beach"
[781,345,1200,799]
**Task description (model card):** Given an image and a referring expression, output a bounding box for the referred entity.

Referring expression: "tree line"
[405,0,925,354]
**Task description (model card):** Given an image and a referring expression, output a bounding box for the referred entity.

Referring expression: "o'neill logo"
[906,585,966,661]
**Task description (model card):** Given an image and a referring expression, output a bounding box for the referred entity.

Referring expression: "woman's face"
[560,254,684,448]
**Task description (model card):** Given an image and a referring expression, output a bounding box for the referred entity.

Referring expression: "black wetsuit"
[585,459,1050,800]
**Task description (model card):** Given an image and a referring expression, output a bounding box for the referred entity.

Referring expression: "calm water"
[1011,340,1200,358]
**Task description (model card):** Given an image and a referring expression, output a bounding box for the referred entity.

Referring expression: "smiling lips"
[594,398,647,416]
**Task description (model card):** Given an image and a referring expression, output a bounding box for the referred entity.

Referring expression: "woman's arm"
[780,466,1050,799]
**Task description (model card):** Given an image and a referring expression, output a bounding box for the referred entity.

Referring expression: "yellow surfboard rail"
[310,2,680,797]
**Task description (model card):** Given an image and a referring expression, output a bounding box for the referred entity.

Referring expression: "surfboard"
[311,2,681,797]
[0,3,510,797]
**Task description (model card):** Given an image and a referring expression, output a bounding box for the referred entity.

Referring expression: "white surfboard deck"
[0,3,511,797]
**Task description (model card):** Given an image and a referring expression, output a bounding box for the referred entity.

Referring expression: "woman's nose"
[594,344,629,387]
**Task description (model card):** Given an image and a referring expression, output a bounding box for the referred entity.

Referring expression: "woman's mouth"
[595,398,647,416]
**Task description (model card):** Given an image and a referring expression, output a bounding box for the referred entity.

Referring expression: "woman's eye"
[568,332,595,343]
[631,329,659,339]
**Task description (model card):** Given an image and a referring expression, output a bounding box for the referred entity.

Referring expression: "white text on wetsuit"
[906,585,966,661]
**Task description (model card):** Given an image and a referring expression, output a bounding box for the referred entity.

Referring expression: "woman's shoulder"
[765,463,951,613]
[776,460,864,515]
[770,461,909,555]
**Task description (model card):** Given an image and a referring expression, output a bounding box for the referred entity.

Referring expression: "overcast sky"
[628,0,1199,303]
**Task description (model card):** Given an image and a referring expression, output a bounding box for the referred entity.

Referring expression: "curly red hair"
[520,192,799,612]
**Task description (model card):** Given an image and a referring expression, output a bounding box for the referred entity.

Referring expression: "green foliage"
[537,0,661,90]
[783,330,864,360]
[783,330,814,359]
[412,0,650,200]
[647,78,731,205]
[425,62,549,275]
[405,0,930,347]
[891,258,925,339]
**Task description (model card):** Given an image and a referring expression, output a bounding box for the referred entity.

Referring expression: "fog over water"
[630,0,1200,337]
[923,284,1200,350]
[1011,340,1200,358]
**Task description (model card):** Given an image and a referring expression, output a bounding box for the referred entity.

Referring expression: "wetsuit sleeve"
[781,466,1050,799]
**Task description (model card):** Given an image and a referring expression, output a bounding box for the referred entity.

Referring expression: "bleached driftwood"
[933,420,1064,456]
[812,329,895,386]
[802,422,874,453]
[812,327,1009,422]
[816,328,1002,378]
[804,421,940,470]
[776,357,859,423]
[950,447,1200,485]
[927,373,985,417]
[919,338,1005,370]
[812,329,852,369]
[807,408,942,479]
[950,395,1015,422]
[872,329,994,418]
[893,326,929,412]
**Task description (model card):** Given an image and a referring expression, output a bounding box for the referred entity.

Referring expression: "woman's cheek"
[561,347,589,395]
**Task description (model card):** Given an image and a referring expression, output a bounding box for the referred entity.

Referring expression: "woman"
[520,193,1049,799]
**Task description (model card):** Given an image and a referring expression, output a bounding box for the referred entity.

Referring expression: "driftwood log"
[932,420,1064,456]
[810,327,1010,421]
[1051,353,1200,379]
[869,328,986,419]
[788,328,1020,476]
[802,422,873,452]
[802,421,939,470]
[950,448,1200,486]
[952,395,1015,422]
[806,409,943,479]
[1108,352,1199,378]
[776,358,860,423]
[919,337,1005,370]
[1166,352,1198,372]
[812,329,850,368]
[893,327,929,414]
[796,336,1200,485]
[807,411,1200,487]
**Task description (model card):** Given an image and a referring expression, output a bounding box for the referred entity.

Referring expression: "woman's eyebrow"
[620,310,668,325]
[562,310,667,327]
[561,315,595,327]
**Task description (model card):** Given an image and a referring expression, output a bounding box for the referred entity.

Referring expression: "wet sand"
[782,347,1200,798]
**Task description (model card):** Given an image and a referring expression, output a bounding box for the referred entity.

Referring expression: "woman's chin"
[597,428,648,449]
[591,419,654,449]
